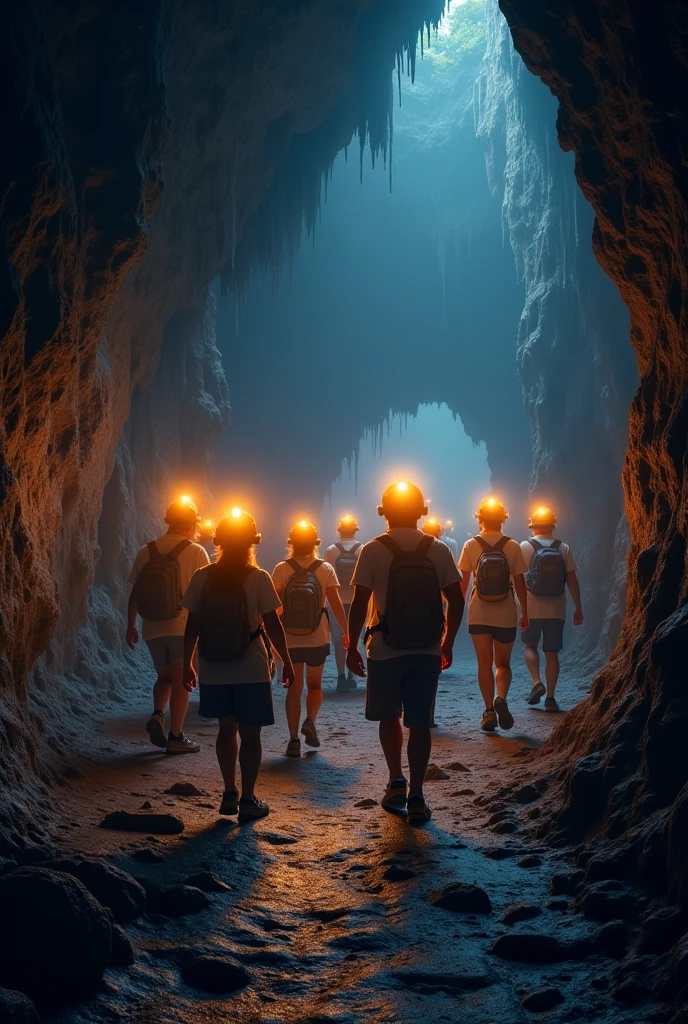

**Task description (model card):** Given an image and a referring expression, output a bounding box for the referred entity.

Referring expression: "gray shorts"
[365,654,441,727]
[145,636,184,669]
[198,682,274,727]
[521,618,565,653]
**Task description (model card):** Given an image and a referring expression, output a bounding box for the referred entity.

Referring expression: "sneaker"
[146,712,167,749]
[494,696,514,730]
[336,674,348,692]
[481,709,498,732]
[286,738,301,758]
[407,793,432,824]
[301,718,320,748]
[346,672,358,692]
[238,797,269,823]
[527,682,546,705]
[165,732,200,755]
[544,697,560,712]
[381,776,408,811]
[219,789,239,815]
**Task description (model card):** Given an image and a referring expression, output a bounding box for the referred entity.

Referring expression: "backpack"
[474,535,512,602]
[372,534,445,649]
[282,559,324,635]
[525,538,567,597]
[334,542,361,589]
[137,540,191,620]
[197,564,262,663]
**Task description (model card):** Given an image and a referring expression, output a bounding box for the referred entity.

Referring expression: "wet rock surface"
[0,988,40,1024]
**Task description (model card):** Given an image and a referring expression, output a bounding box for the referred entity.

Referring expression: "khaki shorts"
[145,636,184,669]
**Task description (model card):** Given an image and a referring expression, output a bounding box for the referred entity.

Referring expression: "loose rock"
[41,857,146,922]
[0,988,40,1024]
[431,882,492,914]
[503,903,542,925]
[515,785,541,804]
[518,855,543,868]
[354,798,378,808]
[442,761,471,772]
[153,884,211,917]
[490,933,568,963]
[596,919,628,958]
[182,955,251,994]
[183,871,230,893]
[383,863,417,882]
[492,820,518,835]
[425,764,450,781]
[521,987,565,1012]
[99,811,184,835]
[131,848,164,864]
[166,782,205,797]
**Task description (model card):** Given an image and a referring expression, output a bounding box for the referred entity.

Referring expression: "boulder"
[182,955,251,994]
[99,811,184,834]
[636,907,687,955]
[596,919,628,958]
[431,883,491,914]
[518,855,543,869]
[0,988,40,1024]
[183,871,230,893]
[0,867,112,1005]
[110,925,135,967]
[521,987,564,1012]
[503,903,542,925]
[490,933,568,963]
[579,880,635,921]
[41,857,146,922]
[515,785,541,804]
[153,884,211,917]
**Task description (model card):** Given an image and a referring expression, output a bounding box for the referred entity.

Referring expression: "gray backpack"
[525,539,567,597]
[334,542,361,589]
[282,559,324,635]
[137,540,191,620]
[474,535,511,602]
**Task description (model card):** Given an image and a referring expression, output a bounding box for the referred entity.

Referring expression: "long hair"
[215,541,257,579]
[288,540,320,560]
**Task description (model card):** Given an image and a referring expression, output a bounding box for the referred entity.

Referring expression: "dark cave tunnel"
[1,0,688,1022]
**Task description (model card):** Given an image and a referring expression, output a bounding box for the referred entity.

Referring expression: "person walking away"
[442,520,459,561]
[273,520,348,757]
[198,519,217,562]
[181,510,294,822]
[325,515,363,692]
[520,506,583,711]
[126,497,209,754]
[346,481,464,824]
[458,497,529,733]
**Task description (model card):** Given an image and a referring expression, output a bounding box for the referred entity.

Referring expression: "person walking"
[126,496,209,754]
[198,519,217,562]
[458,497,529,733]
[181,510,294,822]
[325,515,363,692]
[346,481,464,823]
[520,506,583,711]
[273,520,348,757]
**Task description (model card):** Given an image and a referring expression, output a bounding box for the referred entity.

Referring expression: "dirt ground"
[47,642,638,1024]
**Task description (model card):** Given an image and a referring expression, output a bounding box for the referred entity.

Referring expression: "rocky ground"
[1,643,673,1024]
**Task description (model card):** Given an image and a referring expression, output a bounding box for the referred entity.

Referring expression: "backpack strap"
[286,558,302,573]
[528,539,543,551]
[494,536,509,553]
[308,559,324,573]
[376,534,404,558]
[168,539,192,560]
[335,543,345,555]
[416,534,435,557]
[550,539,562,550]
[350,542,361,554]
[147,540,160,559]
[474,535,491,553]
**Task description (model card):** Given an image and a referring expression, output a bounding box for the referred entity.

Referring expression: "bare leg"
[407,725,431,795]
[334,633,346,675]
[379,718,404,780]
[544,651,560,697]
[238,724,262,800]
[286,663,305,739]
[216,716,238,791]
[168,663,190,734]
[471,633,496,708]
[305,663,324,722]
[152,669,172,714]
[494,640,514,699]
[524,643,542,685]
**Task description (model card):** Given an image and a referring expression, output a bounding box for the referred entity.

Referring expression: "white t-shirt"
[181,565,281,685]
[351,528,462,661]
[128,533,209,641]
[324,540,363,605]
[519,537,578,621]
[458,531,528,629]
[272,558,339,648]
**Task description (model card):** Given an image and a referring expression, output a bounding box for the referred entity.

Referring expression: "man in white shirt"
[325,515,363,692]
[347,481,464,824]
[458,497,529,733]
[126,497,209,754]
[520,506,584,711]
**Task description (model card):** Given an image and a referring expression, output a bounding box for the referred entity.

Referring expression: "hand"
[573,609,584,626]
[440,641,453,671]
[281,660,296,688]
[346,648,367,678]
[126,625,139,649]
[182,664,197,692]
[520,614,530,632]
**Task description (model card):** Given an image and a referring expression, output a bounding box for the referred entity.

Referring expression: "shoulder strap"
[474,536,491,553]
[286,558,301,573]
[494,536,509,553]
[169,539,192,560]
[528,539,542,551]
[417,534,434,557]
[350,542,361,554]
[147,540,160,559]
[335,542,345,554]
[551,539,562,550]
[308,559,324,573]
[376,534,404,558]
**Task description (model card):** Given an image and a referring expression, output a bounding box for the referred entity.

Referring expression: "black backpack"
[282,559,324,635]
[474,535,512,602]
[372,534,445,649]
[525,539,567,597]
[198,564,261,663]
[334,542,361,589]
[137,540,191,620]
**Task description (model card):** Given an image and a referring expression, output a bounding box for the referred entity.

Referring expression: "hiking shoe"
[301,718,320,747]
[494,696,514,730]
[346,672,358,692]
[381,776,408,811]
[219,789,239,815]
[407,794,432,824]
[165,732,200,754]
[238,797,269,823]
[527,682,546,705]
[286,738,301,758]
[146,712,167,749]
[336,674,348,692]
[544,697,560,712]
[481,709,498,732]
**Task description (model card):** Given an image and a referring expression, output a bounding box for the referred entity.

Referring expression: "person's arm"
[346,585,372,677]
[459,572,471,600]
[440,581,465,670]
[513,574,529,631]
[126,585,140,648]
[262,609,295,687]
[182,612,199,691]
[326,585,348,635]
[567,571,584,626]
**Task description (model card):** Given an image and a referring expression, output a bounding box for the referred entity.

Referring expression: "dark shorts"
[145,636,184,668]
[469,624,517,645]
[521,618,565,653]
[198,682,275,726]
[365,655,441,728]
[288,644,330,667]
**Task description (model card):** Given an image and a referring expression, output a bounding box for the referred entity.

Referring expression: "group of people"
[126,483,583,824]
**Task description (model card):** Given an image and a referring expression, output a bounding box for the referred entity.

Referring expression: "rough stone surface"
[41,856,145,922]
[152,884,211,918]
[431,883,492,915]
[99,811,184,835]
[503,903,542,925]
[110,924,135,968]
[182,955,251,994]
[521,987,565,1012]
[0,988,40,1024]
[183,871,230,893]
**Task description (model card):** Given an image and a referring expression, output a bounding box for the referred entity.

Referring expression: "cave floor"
[48,648,636,1024]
